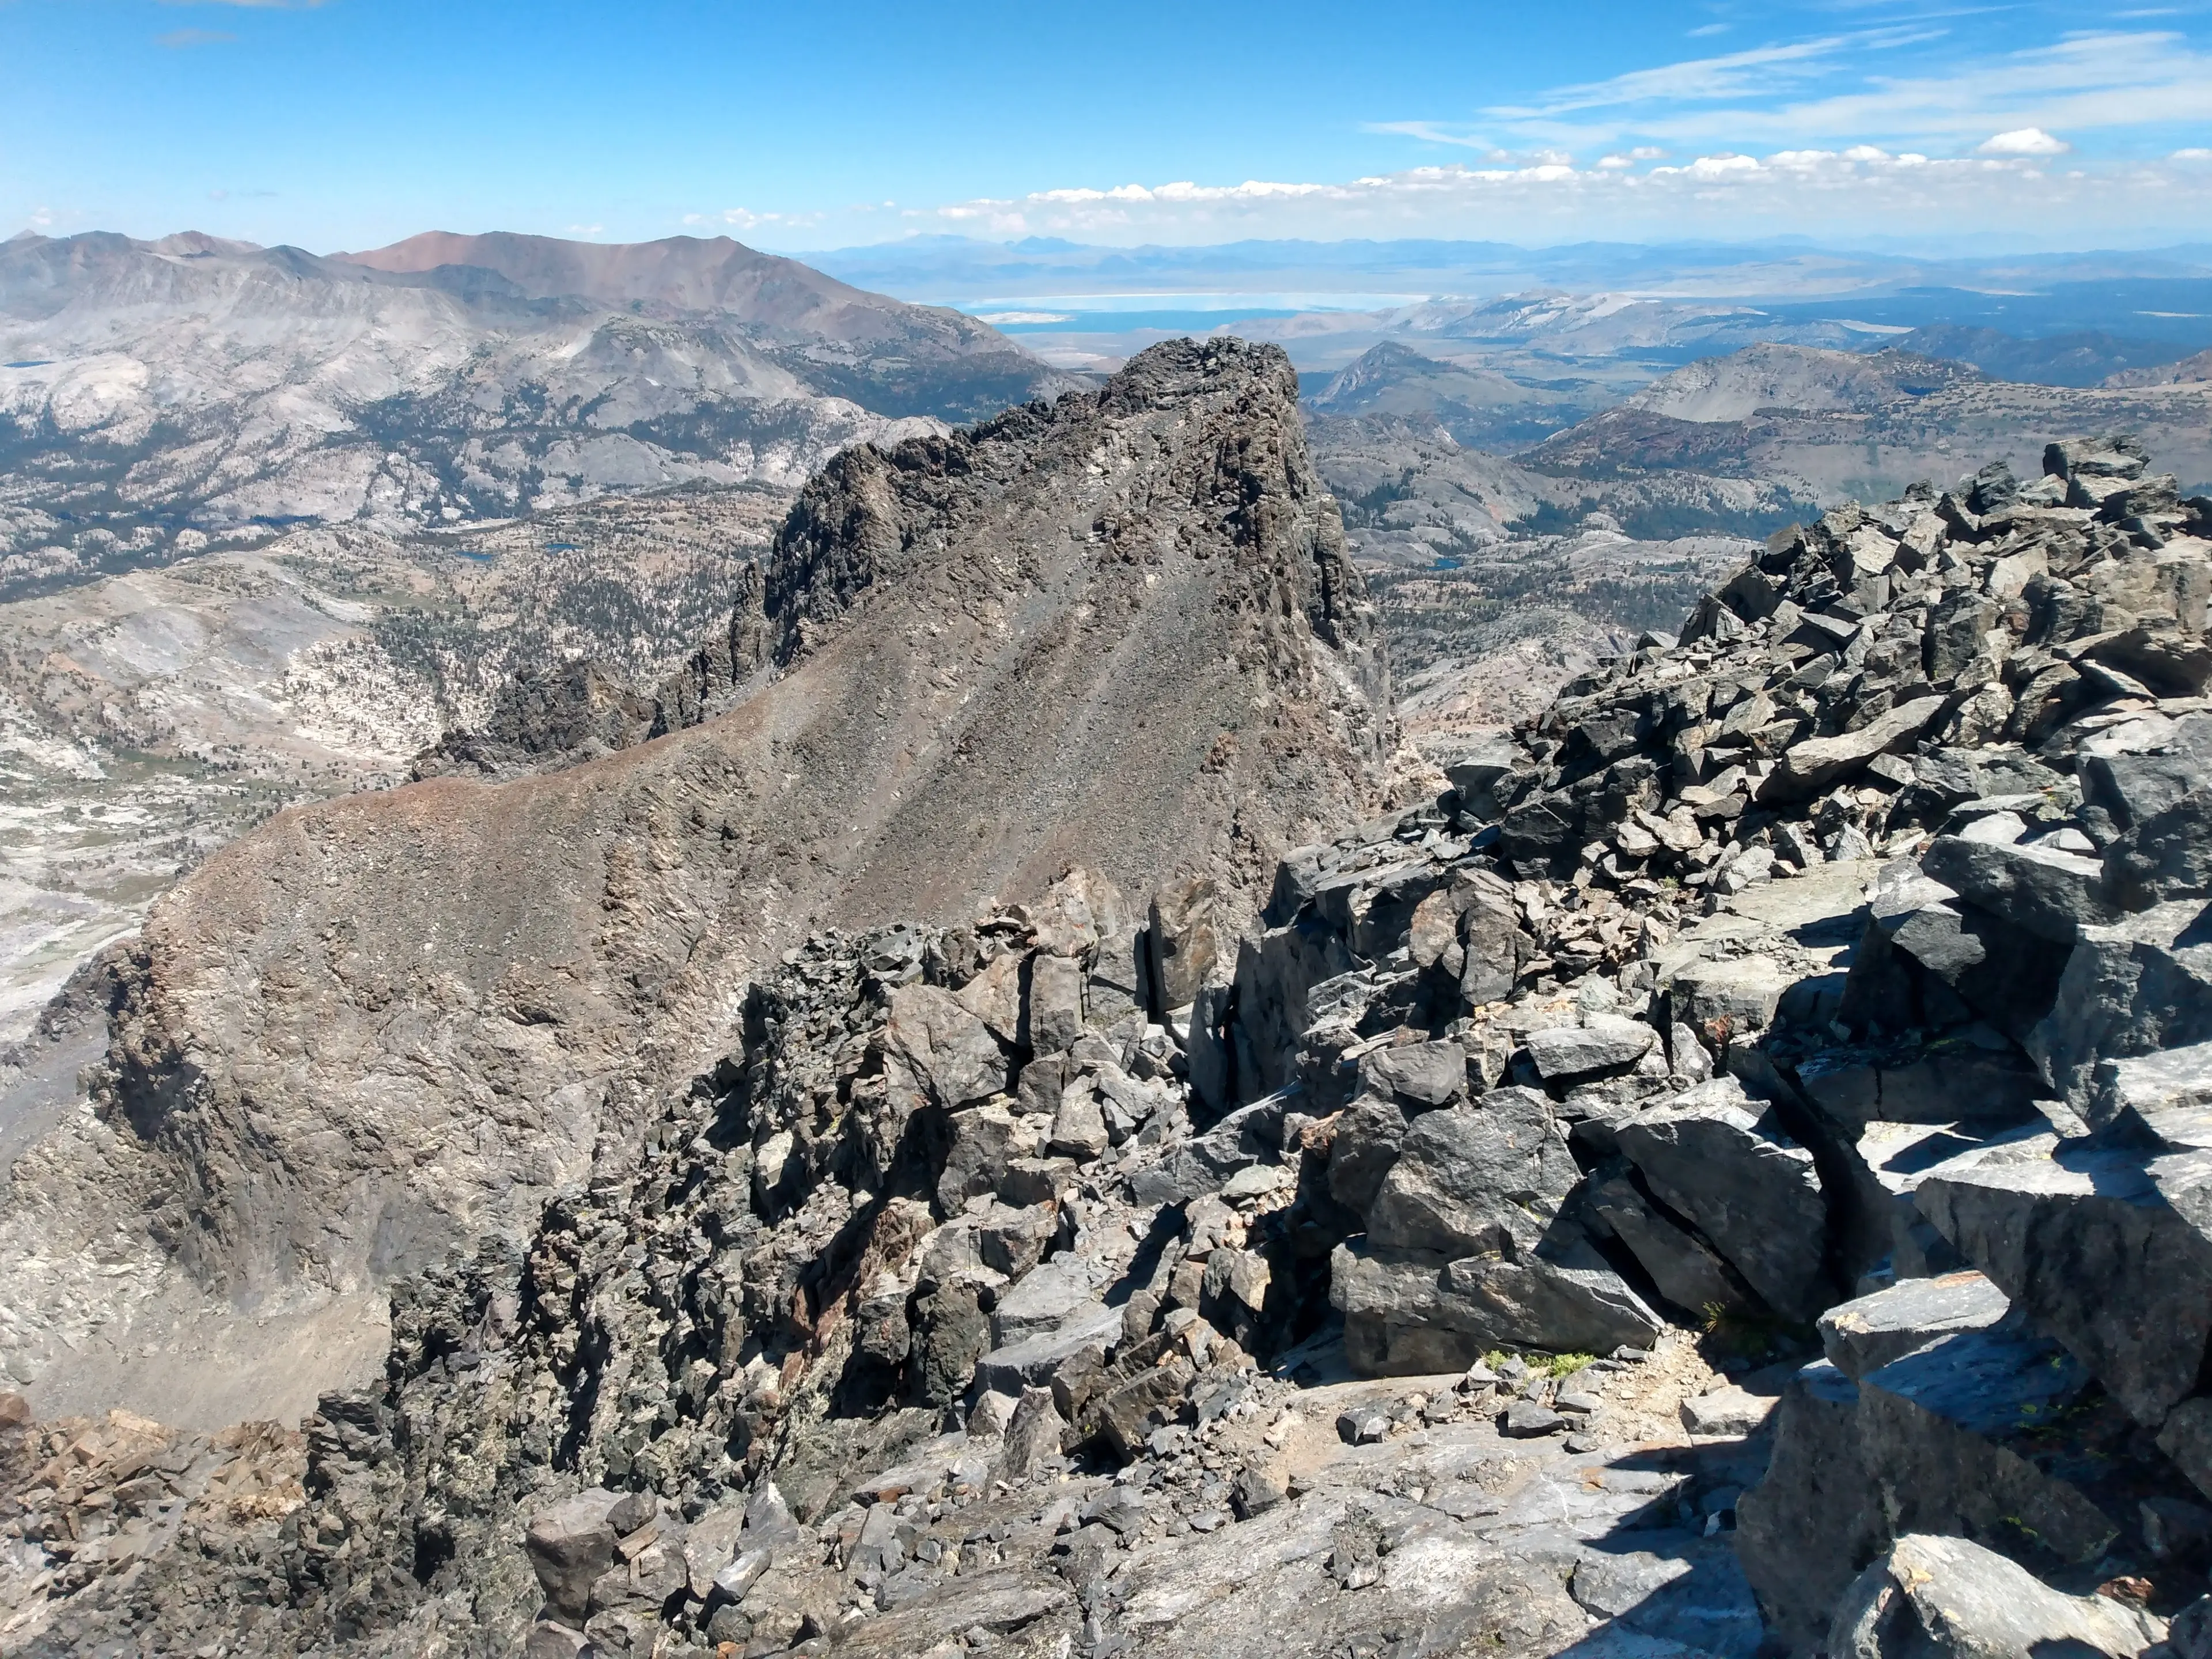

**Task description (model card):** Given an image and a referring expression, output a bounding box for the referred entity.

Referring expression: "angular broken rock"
[995,1385,1069,1480]
[1588,1175,1758,1319]
[1149,877,1223,1012]
[1680,1387,1775,1437]
[1525,1015,1658,1081]
[1615,1081,1832,1321]
[1828,1533,2166,1659]
[1501,1399,1566,1437]
[2029,900,2212,1111]
[1919,835,2119,946]
[1362,1039,1469,1108]
[1816,1271,2012,1380]
[885,983,1010,1109]
[1737,1360,1884,1654]
[1762,695,1948,803]
[1916,1134,2212,1425]
[1857,1326,2118,1565]
[1024,951,1086,1055]
[1330,1240,1660,1376]
[524,1488,623,1626]
[1366,1086,1578,1257]
[1048,1085,1111,1161]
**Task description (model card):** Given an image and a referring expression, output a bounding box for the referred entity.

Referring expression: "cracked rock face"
[10,416,2212,1659]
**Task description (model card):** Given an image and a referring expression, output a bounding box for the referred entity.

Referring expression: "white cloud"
[2173,147,2212,161]
[1486,35,1863,119]
[1978,126,2070,155]
[892,148,2212,248]
[1362,121,1496,150]
[1384,28,2212,158]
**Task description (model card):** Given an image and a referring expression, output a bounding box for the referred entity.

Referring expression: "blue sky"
[3,0,2210,252]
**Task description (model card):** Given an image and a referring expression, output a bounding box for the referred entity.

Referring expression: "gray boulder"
[1330,1238,1660,1376]
[1460,886,1525,1006]
[1921,835,2119,945]
[935,1103,1027,1214]
[1856,1327,2119,1565]
[1024,952,1086,1055]
[1525,1016,1658,1082]
[1149,877,1224,1013]
[1828,1533,2165,1659]
[1737,1361,1884,1654]
[1588,1174,1759,1317]
[524,1488,623,1626]
[1762,695,1948,802]
[1366,1086,1577,1257]
[1817,1271,2012,1380]
[2029,900,2212,1111]
[1361,1039,1468,1108]
[1615,1081,1834,1321]
[885,983,1009,1109]
[1917,1135,2212,1425]
[2107,789,2212,908]
[1327,1094,1410,1215]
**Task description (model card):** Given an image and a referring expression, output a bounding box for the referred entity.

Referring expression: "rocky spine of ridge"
[0,339,1393,1426]
[14,429,2212,1658]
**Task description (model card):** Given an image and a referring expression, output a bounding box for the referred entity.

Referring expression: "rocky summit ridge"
[0,338,1391,1430]
[9,382,2212,1659]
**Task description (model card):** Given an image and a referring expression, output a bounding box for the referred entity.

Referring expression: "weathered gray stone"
[1367,1086,1577,1257]
[1525,1016,1658,1081]
[1502,1400,1566,1437]
[1615,1081,1833,1321]
[1460,888,1524,1005]
[1330,1239,1661,1376]
[1024,952,1086,1055]
[1664,953,1798,1035]
[2094,1039,2212,1135]
[2157,1396,2212,1501]
[2029,900,2212,1110]
[989,1259,1109,1347]
[1572,1540,1764,1659]
[1796,1037,2047,1136]
[1921,835,2119,945]
[2107,789,2212,909]
[995,1386,1069,1480]
[976,1200,1058,1280]
[1817,1271,2012,1380]
[1827,1533,2166,1659]
[1762,695,1948,802]
[1148,877,1224,1013]
[1680,1387,1774,1436]
[2080,714,2212,829]
[1047,1084,1110,1162]
[1737,1361,1884,1654]
[912,1281,993,1408]
[1588,1174,1758,1317]
[524,1488,623,1626]
[1361,1039,1468,1108]
[1857,1327,2118,1565]
[969,1303,1119,1397]
[1917,1134,2212,1424]
[1327,1094,1409,1215]
[885,983,1009,1109]
[936,1103,1029,1214]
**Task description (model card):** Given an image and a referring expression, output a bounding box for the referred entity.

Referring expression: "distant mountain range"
[800,233,2212,305]
[0,229,1076,601]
